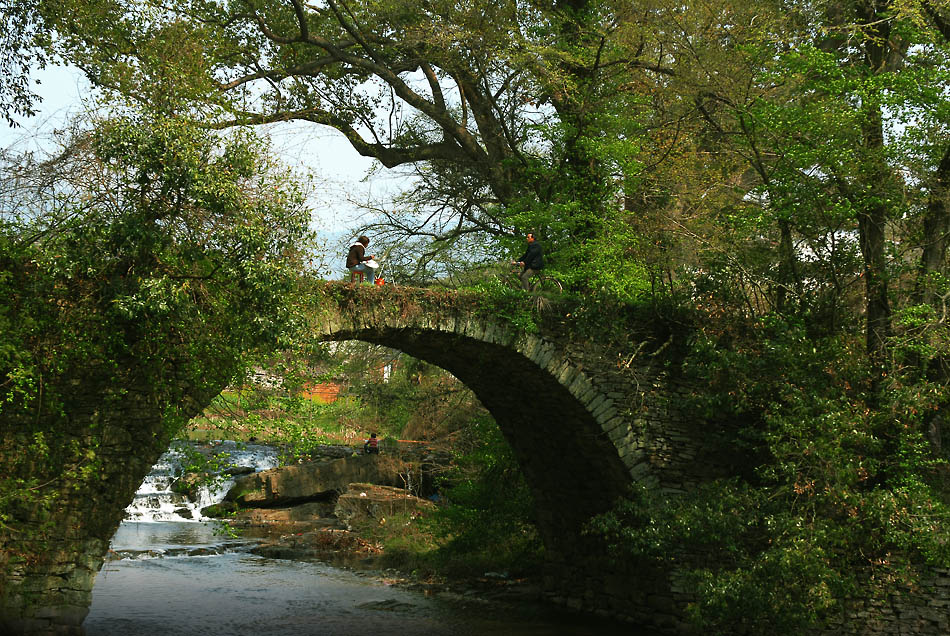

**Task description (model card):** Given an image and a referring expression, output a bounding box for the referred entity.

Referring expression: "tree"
[0,114,313,629]
[0,0,49,124]
[38,0,666,289]
[645,0,950,381]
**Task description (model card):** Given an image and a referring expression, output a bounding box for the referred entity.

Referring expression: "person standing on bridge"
[346,235,378,284]
[512,232,544,291]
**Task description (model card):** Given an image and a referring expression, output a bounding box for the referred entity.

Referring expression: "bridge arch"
[5,282,945,635]
[312,283,664,550]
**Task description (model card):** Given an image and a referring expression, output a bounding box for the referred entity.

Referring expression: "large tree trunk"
[858,105,892,379]
[915,144,950,305]
[856,1,895,381]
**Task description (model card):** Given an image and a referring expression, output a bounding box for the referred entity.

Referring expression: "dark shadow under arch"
[324,326,632,550]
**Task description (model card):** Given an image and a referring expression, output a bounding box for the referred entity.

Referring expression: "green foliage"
[589,482,849,634]
[189,386,361,460]
[0,1,50,124]
[2,113,313,407]
[467,276,540,334]
[9,1,950,630]
[421,416,544,577]
[590,314,950,632]
[0,113,313,542]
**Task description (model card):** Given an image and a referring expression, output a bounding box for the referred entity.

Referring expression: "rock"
[307,444,361,460]
[200,501,239,518]
[233,501,337,524]
[249,527,378,562]
[225,454,404,507]
[173,506,194,520]
[224,465,255,476]
[334,483,434,528]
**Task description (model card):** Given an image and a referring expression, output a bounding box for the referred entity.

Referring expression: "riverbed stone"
[225,454,404,507]
[234,500,337,524]
[334,483,434,528]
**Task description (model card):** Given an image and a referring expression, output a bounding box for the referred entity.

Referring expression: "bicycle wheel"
[534,274,563,294]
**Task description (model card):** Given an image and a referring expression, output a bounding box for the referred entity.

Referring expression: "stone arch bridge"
[1,282,721,635]
[311,284,713,551]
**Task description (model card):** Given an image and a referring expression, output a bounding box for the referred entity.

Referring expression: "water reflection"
[86,551,639,636]
[89,523,644,636]
[111,520,235,550]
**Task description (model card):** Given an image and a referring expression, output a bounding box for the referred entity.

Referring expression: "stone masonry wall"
[821,567,950,635]
[0,361,217,636]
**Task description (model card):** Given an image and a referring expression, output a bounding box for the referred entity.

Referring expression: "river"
[83,442,650,636]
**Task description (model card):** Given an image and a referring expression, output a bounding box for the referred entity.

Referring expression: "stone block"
[627,460,651,481]
[607,425,627,444]
[334,483,434,527]
[519,337,542,361]
[557,363,580,387]
[566,597,584,611]
[594,405,617,424]
[586,393,606,412]
[227,454,402,506]
[577,386,599,404]
[568,376,594,400]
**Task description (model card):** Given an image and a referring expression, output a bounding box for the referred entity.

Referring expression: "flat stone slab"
[334,483,434,527]
[225,454,403,507]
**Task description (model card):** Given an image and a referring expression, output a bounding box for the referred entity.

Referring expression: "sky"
[0,65,405,273]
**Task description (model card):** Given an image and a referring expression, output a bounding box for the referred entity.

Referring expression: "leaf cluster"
[590,313,950,631]
[0,114,314,535]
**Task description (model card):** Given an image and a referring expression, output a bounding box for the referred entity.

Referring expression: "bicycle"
[505,264,565,312]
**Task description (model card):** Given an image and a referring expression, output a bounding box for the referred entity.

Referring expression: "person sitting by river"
[346,235,378,284]
[363,433,379,454]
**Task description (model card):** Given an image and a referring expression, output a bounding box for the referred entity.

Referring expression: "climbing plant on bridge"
[0,113,313,534]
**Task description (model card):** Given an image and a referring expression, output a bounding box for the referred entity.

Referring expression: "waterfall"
[124,440,279,522]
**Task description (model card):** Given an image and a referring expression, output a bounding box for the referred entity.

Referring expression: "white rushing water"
[124,440,279,522]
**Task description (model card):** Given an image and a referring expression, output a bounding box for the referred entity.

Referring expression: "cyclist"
[512,232,544,291]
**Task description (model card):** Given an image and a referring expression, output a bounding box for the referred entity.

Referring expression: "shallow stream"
[84,443,650,635]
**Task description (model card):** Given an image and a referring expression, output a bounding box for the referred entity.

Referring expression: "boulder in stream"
[225,453,405,507]
[334,483,434,528]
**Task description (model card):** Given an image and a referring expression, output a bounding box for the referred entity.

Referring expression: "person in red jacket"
[363,432,379,454]
[346,235,378,283]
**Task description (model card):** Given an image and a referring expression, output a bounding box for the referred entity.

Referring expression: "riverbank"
[190,442,554,614]
[243,519,548,610]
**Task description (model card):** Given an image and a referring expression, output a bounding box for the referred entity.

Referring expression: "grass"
[181,388,373,462]
[344,503,545,580]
